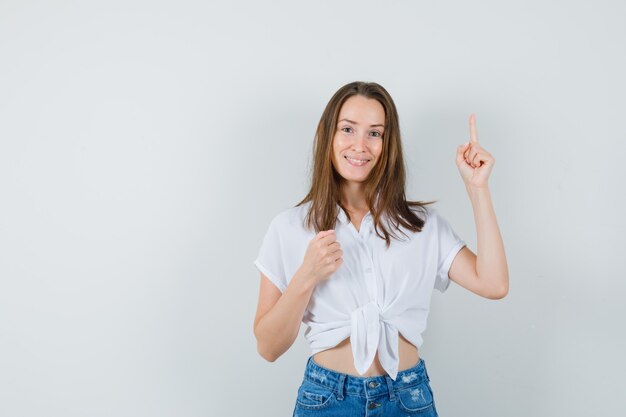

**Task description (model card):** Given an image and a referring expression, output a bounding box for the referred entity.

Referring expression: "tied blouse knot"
[254,202,466,381]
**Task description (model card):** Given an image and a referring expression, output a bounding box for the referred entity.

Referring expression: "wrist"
[465,182,490,194]
[293,267,317,293]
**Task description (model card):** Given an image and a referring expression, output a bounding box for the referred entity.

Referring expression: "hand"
[299,230,343,286]
[456,113,495,189]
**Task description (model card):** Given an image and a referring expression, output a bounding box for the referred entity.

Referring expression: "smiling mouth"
[344,155,371,166]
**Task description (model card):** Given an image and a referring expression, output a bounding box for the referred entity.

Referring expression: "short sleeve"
[253,216,288,293]
[432,209,466,293]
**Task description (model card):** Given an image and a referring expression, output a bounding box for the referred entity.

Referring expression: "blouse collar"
[336,203,373,228]
[336,204,349,225]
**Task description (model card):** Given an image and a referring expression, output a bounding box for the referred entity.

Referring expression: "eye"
[370,131,382,138]
[341,126,353,133]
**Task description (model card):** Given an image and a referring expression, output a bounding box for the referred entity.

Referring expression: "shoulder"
[267,201,311,231]
[406,203,437,225]
[422,205,439,222]
[405,204,447,234]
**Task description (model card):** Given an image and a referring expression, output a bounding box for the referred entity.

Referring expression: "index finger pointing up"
[469,113,479,143]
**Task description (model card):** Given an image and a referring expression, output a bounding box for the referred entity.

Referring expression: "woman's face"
[331,95,385,184]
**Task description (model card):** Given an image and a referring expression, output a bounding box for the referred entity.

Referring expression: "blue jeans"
[292,355,440,416]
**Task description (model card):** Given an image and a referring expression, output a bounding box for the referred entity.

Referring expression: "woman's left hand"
[456,113,495,189]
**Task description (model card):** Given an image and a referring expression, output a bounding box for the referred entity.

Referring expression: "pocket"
[295,379,337,411]
[396,381,435,414]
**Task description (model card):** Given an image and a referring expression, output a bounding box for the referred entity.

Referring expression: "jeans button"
[368,381,379,388]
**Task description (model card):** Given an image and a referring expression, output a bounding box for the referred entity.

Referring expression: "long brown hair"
[295,81,437,248]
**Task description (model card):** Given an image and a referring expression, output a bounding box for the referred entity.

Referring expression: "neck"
[340,181,368,211]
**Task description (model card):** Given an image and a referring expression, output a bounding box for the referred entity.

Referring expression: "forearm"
[254,268,316,362]
[465,184,509,295]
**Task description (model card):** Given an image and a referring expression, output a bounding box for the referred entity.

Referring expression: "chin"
[340,174,369,183]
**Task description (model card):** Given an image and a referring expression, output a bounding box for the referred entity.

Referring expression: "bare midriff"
[312,333,420,377]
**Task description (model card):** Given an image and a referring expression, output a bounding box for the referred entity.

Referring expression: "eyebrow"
[339,118,385,128]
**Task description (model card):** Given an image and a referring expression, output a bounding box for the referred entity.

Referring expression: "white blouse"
[253,201,466,380]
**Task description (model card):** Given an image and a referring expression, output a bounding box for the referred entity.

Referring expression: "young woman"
[253,81,508,416]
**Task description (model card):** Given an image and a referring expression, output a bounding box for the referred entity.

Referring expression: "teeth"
[346,156,368,164]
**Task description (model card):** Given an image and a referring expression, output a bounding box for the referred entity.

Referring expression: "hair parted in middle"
[295,81,437,248]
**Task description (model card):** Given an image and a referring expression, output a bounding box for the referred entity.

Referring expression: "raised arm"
[449,114,509,299]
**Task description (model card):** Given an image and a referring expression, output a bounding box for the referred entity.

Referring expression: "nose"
[351,131,368,152]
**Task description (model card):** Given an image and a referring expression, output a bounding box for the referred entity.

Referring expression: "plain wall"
[0,1,624,416]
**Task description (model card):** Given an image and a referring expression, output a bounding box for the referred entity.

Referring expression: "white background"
[1,1,624,416]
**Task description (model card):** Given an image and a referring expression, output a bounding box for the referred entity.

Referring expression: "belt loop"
[385,375,396,400]
[336,374,346,400]
[422,359,431,381]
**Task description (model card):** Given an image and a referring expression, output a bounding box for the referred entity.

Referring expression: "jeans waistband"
[303,355,431,399]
